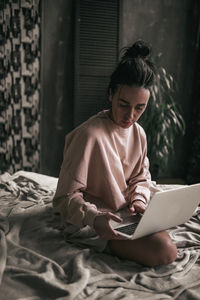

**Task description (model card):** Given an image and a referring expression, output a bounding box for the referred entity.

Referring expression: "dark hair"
[108,40,156,94]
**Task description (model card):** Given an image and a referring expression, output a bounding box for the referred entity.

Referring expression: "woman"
[53,40,177,267]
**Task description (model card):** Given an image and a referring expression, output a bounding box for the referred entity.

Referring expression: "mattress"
[0,170,200,300]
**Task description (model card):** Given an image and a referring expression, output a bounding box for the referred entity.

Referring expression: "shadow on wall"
[121,0,199,182]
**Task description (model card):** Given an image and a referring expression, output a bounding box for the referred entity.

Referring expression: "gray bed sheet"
[0,171,200,300]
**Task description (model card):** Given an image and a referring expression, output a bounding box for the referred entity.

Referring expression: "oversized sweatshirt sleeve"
[125,126,151,204]
[53,128,100,228]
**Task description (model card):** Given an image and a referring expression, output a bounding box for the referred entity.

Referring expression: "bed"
[0,171,200,300]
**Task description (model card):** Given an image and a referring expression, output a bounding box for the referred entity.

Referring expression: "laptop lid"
[112,183,200,240]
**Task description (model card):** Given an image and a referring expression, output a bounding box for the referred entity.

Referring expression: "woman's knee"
[153,232,177,265]
[108,232,177,267]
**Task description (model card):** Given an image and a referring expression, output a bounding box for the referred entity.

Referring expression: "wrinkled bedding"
[0,171,200,300]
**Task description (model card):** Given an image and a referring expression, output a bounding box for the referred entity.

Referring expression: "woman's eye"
[136,107,143,111]
[119,104,128,108]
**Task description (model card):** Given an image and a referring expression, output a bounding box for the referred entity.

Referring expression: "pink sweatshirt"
[53,110,151,228]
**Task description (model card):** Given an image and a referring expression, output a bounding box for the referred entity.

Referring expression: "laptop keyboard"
[115,223,138,236]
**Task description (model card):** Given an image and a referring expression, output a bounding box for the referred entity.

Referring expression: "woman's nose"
[126,108,135,120]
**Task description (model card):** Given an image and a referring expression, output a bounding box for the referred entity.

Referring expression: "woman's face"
[109,85,150,128]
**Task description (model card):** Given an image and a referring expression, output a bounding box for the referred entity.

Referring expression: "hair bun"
[122,40,151,60]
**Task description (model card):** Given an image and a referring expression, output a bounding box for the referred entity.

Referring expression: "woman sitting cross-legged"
[53,40,177,267]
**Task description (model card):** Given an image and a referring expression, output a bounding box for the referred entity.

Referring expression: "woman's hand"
[129,200,147,214]
[93,212,124,240]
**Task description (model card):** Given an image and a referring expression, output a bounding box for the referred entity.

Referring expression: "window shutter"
[74,0,119,126]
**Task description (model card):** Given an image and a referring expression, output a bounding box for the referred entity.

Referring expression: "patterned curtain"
[0,0,40,174]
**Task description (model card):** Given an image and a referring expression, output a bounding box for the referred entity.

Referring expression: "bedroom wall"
[40,0,200,182]
[40,0,74,176]
[120,0,199,180]
[1,1,198,182]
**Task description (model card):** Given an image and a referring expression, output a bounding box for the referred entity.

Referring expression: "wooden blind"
[74,0,119,126]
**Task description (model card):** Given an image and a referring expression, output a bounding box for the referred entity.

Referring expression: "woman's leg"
[108,230,177,267]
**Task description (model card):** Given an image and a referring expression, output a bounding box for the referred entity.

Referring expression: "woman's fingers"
[98,213,123,240]
[129,200,147,213]
[107,212,122,223]
[135,202,146,213]
[129,205,135,213]
[94,212,129,240]
[106,213,126,240]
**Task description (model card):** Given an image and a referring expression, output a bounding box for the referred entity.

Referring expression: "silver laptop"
[110,183,200,240]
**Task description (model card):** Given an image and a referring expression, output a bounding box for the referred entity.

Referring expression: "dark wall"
[40,0,199,179]
[121,0,199,179]
[40,0,75,176]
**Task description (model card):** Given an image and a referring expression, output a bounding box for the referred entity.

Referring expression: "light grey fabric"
[0,171,200,300]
